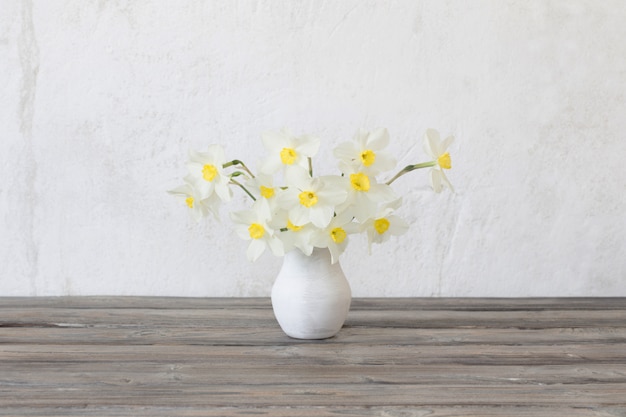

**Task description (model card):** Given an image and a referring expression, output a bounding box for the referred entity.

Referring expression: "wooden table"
[1,297,625,416]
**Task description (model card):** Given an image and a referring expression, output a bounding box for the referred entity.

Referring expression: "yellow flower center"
[280,147,297,165]
[202,164,218,181]
[330,227,347,244]
[260,186,275,199]
[350,172,370,192]
[437,152,451,169]
[374,218,390,235]
[360,149,376,167]
[248,223,265,240]
[298,191,318,208]
[185,196,194,208]
[287,220,303,232]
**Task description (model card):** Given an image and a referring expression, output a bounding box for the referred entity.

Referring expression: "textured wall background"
[1,1,625,297]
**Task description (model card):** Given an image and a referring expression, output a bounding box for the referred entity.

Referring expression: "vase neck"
[284,248,332,265]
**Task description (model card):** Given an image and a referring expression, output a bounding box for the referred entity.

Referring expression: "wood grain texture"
[0,297,625,416]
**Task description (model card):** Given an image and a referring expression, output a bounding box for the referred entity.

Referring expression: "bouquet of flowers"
[169,128,454,264]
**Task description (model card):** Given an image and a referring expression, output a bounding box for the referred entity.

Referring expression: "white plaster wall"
[1,1,625,297]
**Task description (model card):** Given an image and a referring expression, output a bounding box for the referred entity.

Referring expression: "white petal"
[234,225,251,241]
[298,245,314,256]
[328,242,343,264]
[290,206,311,227]
[333,142,358,162]
[309,205,334,228]
[167,184,192,196]
[367,128,390,150]
[383,197,403,212]
[190,206,204,223]
[318,186,348,207]
[354,128,369,149]
[247,239,266,262]
[320,174,349,188]
[423,129,442,158]
[387,215,409,236]
[206,144,226,163]
[214,182,233,202]
[367,151,396,174]
[371,229,388,245]
[278,232,297,252]
[188,149,204,164]
[287,167,313,190]
[186,161,203,177]
[310,229,329,249]
[332,209,355,226]
[255,173,274,188]
[261,130,289,151]
[296,135,320,157]
[342,221,360,234]
[266,236,285,257]
[439,169,454,192]
[441,135,455,152]
[251,198,271,220]
[352,193,377,223]
[368,183,397,203]
[285,164,311,181]
[430,169,443,193]
[200,193,222,220]
[194,180,215,199]
[295,239,314,256]
[188,145,225,166]
[259,156,283,175]
[337,160,355,175]
[275,188,299,210]
[230,209,256,226]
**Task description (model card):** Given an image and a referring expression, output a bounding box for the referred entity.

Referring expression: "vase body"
[271,248,352,339]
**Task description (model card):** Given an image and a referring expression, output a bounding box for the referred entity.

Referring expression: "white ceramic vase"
[271,248,352,339]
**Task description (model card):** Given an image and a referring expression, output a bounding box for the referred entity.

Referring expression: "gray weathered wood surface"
[0,297,625,416]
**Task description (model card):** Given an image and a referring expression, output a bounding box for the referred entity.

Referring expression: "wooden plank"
[346,309,626,328]
[2,383,626,407]
[0,297,271,310]
[351,297,626,311]
[1,297,625,415]
[2,362,625,386]
[1,297,625,310]
[2,326,626,346]
[3,406,626,417]
[2,307,626,329]
[1,343,625,366]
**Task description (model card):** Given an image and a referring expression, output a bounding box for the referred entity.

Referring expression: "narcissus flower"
[335,164,396,222]
[361,198,409,253]
[230,201,284,261]
[168,176,221,222]
[277,168,347,228]
[333,128,396,175]
[260,129,320,176]
[423,129,454,193]
[246,173,277,200]
[246,173,281,211]
[311,211,360,264]
[187,145,233,201]
[171,126,457,265]
[271,209,316,256]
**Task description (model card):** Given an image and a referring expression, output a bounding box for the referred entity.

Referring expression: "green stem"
[229,171,247,178]
[386,161,437,185]
[308,157,313,177]
[229,178,256,201]
[223,160,255,178]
